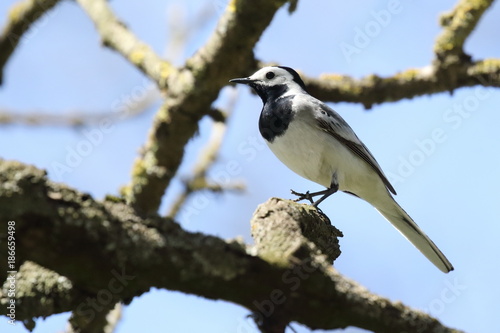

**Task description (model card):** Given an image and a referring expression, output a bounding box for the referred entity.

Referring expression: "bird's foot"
[290,189,315,204]
[290,189,330,223]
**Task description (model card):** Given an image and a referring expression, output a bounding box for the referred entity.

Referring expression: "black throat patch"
[251,82,288,104]
[258,94,295,142]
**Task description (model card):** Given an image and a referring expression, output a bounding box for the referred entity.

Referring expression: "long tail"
[374,196,454,273]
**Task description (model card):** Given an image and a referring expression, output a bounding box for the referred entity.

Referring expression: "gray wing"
[307,98,396,195]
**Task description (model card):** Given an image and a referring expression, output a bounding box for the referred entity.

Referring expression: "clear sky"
[1,0,499,332]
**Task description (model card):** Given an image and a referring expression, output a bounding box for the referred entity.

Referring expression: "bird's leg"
[291,189,331,204]
[312,176,339,207]
[291,177,339,207]
[311,185,338,207]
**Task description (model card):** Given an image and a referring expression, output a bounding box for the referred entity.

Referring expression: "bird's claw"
[290,189,314,204]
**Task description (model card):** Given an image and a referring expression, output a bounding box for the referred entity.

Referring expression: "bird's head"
[230,66,307,103]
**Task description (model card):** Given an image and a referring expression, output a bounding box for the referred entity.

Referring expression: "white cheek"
[276,77,286,84]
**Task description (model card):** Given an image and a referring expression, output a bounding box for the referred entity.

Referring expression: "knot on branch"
[250,198,343,266]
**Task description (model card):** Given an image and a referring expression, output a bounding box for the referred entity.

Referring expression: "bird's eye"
[266,72,275,79]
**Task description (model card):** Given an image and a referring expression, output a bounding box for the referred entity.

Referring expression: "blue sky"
[1,0,500,332]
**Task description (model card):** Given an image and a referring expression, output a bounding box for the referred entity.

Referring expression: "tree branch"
[295,0,498,109]
[75,0,174,88]
[0,160,464,333]
[0,0,62,85]
[434,0,494,58]
[167,118,245,219]
[167,91,244,219]
[123,0,288,213]
[0,94,157,126]
[67,302,122,333]
[303,59,500,109]
[0,261,84,330]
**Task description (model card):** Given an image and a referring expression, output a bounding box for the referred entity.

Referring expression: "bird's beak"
[229,77,253,85]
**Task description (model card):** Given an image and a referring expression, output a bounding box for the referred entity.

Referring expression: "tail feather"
[376,198,454,273]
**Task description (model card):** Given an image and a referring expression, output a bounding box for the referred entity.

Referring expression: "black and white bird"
[230,66,454,273]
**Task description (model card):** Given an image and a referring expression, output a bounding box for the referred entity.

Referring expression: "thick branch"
[250,198,342,266]
[0,0,62,85]
[75,0,173,87]
[124,0,288,213]
[0,160,463,333]
[67,302,122,333]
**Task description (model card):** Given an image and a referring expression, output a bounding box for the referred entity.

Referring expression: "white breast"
[267,117,383,199]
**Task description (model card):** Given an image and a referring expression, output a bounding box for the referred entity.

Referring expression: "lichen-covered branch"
[300,0,497,109]
[434,0,494,57]
[250,198,343,266]
[75,0,174,88]
[123,0,288,213]
[0,260,121,332]
[0,261,83,330]
[67,302,122,333]
[303,58,500,109]
[0,160,463,333]
[0,0,62,85]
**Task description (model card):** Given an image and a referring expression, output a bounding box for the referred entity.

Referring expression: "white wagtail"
[230,66,454,273]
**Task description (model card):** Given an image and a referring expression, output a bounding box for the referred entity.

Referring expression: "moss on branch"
[0,160,463,333]
[434,0,494,57]
[304,59,500,109]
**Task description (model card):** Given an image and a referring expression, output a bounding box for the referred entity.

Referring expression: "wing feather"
[311,99,397,195]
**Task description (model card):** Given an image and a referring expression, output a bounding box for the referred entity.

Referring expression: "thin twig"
[167,90,245,219]
[0,89,159,126]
